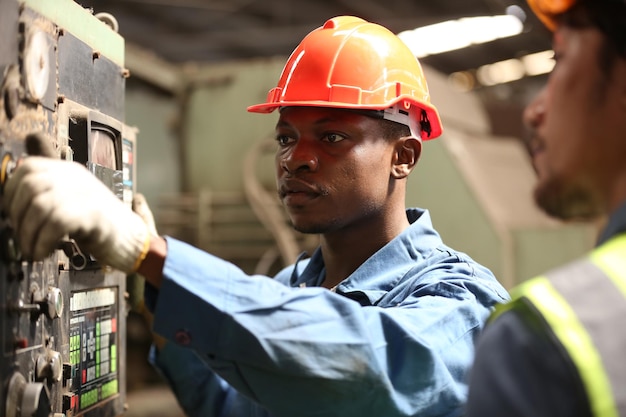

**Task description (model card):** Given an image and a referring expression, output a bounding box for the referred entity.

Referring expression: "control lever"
[57,239,87,270]
[1,133,88,270]
[26,133,89,270]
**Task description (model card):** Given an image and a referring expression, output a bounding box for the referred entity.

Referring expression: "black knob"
[21,382,52,417]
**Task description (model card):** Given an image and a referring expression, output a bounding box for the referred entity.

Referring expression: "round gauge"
[5,372,26,417]
[47,287,63,319]
[23,30,52,102]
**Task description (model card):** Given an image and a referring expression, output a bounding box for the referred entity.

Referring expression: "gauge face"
[49,287,64,319]
[24,29,52,102]
[5,372,26,417]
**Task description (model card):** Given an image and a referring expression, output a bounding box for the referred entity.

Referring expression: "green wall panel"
[408,136,504,282]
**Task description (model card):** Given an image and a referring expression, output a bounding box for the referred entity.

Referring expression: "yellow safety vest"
[491,233,626,417]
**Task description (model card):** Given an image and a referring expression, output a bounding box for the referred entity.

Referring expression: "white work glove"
[132,193,158,236]
[127,192,156,312]
[4,157,151,273]
[128,192,166,349]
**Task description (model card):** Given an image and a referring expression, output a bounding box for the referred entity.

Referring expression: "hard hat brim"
[247,99,443,141]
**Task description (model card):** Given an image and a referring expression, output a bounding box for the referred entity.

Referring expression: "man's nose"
[279,140,319,174]
[523,87,546,130]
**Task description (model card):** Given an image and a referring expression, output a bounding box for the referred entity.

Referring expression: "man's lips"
[524,132,547,175]
[278,179,323,204]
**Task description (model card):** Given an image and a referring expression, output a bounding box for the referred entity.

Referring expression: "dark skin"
[138,107,422,291]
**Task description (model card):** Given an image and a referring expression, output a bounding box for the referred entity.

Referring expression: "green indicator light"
[80,388,98,409]
[101,379,118,399]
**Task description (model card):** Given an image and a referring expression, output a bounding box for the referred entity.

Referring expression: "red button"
[14,338,28,349]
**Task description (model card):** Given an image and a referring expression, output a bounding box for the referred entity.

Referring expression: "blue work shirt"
[146,208,509,417]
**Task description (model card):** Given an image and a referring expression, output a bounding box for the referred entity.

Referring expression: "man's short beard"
[293,223,326,235]
[291,214,345,235]
[292,218,340,235]
[534,180,604,221]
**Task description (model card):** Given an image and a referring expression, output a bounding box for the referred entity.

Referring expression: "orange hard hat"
[527,0,576,30]
[247,16,443,140]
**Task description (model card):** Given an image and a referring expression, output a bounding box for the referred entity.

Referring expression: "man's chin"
[534,184,604,222]
[292,222,326,235]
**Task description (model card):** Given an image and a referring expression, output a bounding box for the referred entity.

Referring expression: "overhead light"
[522,50,555,76]
[448,71,476,92]
[505,5,527,23]
[477,58,526,86]
[449,49,555,90]
[476,50,554,86]
[398,14,524,58]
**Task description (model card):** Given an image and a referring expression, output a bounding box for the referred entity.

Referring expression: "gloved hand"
[132,193,158,236]
[127,192,167,349]
[4,157,151,273]
[127,193,156,312]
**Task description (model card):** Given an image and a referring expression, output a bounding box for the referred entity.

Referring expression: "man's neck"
[319,210,410,289]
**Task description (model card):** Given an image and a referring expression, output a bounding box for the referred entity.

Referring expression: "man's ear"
[391,136,421,179]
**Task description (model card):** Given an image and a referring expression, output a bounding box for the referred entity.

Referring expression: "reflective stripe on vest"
[492,233,626,417]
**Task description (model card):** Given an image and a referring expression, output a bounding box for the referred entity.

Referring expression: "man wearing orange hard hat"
[466,0,626,416]
[3,16,508,416]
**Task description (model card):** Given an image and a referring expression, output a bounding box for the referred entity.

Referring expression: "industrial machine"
[0,0,136,416]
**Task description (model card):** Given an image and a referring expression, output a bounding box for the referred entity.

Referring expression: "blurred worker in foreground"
[465,0,626,416]
[5,16,508,417]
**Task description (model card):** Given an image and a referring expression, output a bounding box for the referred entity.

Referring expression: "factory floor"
[126,386,186,417]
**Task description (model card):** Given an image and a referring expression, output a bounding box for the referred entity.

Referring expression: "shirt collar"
[289,208,443,304]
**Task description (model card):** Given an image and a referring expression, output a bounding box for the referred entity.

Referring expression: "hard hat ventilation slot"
[420,110,432,138]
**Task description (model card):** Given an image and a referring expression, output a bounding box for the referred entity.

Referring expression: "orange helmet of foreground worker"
[247,16,443,141]
[526,0,576,30]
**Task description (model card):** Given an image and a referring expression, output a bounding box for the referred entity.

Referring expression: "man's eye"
[323,133,346,143]
[276,135,294,146]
